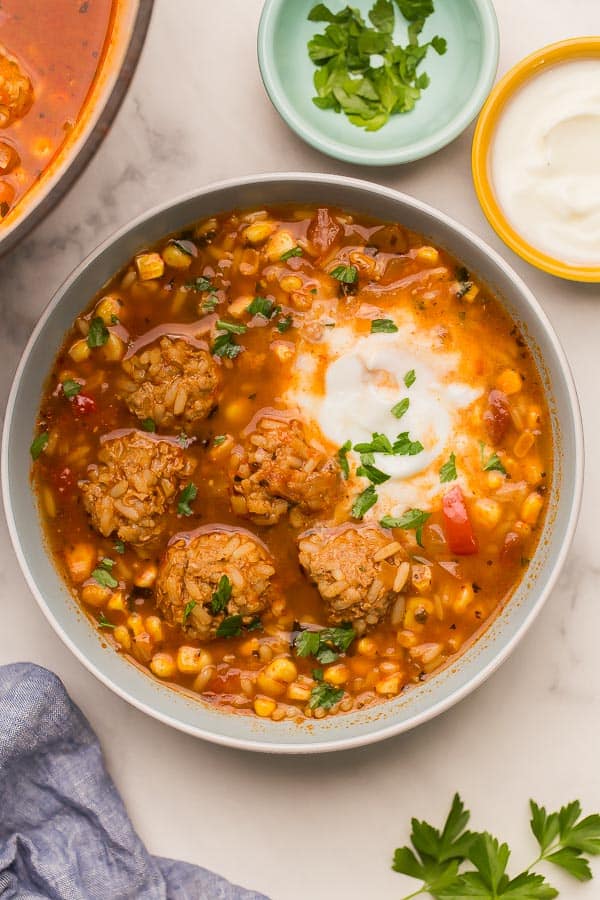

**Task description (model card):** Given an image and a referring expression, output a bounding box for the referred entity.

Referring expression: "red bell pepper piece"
[442,485,478,555]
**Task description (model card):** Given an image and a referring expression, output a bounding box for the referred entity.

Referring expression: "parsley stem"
[399,888,427,900]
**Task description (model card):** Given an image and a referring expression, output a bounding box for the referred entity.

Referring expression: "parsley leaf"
[330,264,358,283]
[213,434,227,447]
[201,295,219,313]
[295,624,356,664]
[351,484,378,519]
[393,432,424,456]
[210,575,232,615]
[247,296,280,319]
[480,441,507,474]
[280,246,303,261]
[30,432,49,460]
[371,318,399,333]
[309,673,344,710]
[212,331,243,359]
[97,613,115,630]
[380,508,430,545]
[177,483,197,516]
[87,317,109,348]
[276,315,293,333]
[216,319,247,335]
[354,432,394,455]
[391,398,409,419]
[91,558,118,589]
[141,417,156,432]
[440,452,457,483]
[62,379,82,399]
[337,439,352,479]
[187,276,214,292]
[216,614,243,638]
[182,600,196,625]
[404,368,416,388]
[171,238,196,257]
[113,539,126,555]
[356,462,390,485]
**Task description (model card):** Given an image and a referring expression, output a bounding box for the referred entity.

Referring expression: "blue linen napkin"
[0,662,269,900]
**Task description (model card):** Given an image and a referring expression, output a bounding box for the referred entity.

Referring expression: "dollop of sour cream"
[491,59,600,267]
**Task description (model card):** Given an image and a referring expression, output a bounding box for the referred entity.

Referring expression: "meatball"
[229,415,341,526]
[156,528,276,640]
[118,337,219,434]
[298,525,409,629]
[0,52,33,128]
[80,432,195,552]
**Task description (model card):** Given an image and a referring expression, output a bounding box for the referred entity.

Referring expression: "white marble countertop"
[1,2,599,897]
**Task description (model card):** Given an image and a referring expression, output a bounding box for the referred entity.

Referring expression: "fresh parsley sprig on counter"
[393,794,600,899]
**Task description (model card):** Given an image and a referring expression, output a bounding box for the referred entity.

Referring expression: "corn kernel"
[134,563,157,588]
[324,664,350,686]
[193,665,216,693]
[256,672,286,698]
[95,294,123,325]
[416,246,439,265]
[223,398,252,426]
[279,275,303,293]
[376,673,401,695]
[403,597,434,630]
[145,616,164,642]
[127,612,144,636]
[397,630,418,648]
[228,295,252,318]
[135,252,164,281]
[162,243,193,270]
[357,637,378,657]
[287,681,311,702]
[496,368,522,395]
[514,430,535,458]
[239,637,260,657]
[524,461,544,485]
[69,339,91,363]
[239,248,260,276]
[81,583,111,607]
[194,217,217,239]
[472,498,502,529]
[150,653,176,679]
[487,471,504,490]
[270,341,294,363]
[245,221,276,245]
[462,284,480,302]
[264,229,295,261]
[254,696,277,717]
[101,332,125,362]
[107,591,127,613]
[177,645,212,674]
[113,625,131,650]
[527,405,542,429]
[264,657,298,684]
[521,491,544,525]
[453,584,474,614]
[64,543,95,583]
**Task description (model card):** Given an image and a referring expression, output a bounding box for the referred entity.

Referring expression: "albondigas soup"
[31,205,551,721]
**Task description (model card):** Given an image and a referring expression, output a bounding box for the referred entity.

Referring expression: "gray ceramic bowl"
[2,174,583,754]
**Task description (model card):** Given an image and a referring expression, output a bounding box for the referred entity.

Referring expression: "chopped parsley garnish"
[351,484,378,519]
[456,279,474,299]
[280,246,303,261]
[309,675,344,710]
[439,452,457,483]
[87,317,109,348]
[216,319,247,335]
[213,434,227,447]
[371,318,398,334]
[337,439,352,479]
[212,331,243,359]
[141,418,156,432]
[30,432,49,460]
[246,296,280,319]
[97,613,115,630]
[62,379,82,399]
[354,432,393,455]
[480,441,507,475]
[182,600,196,625]
[201,295,219,313]
[391,398,409,419]
[177,431,193,448]
[307,0,447,132]
[295,624,356,664]
[91,558,118,589]
[354,430,422,458]
[276,315,293,333]
[247,617,263,632]
[356,462,390,485]
[177,483,197,516]
[210,575,232,615]
[216,615,243,638]
[393,432,424,456]
[187,276,214,292]
[404,369,416,388]
[380,508,431,546]
[113,539,126,555]
[330,264,358,284]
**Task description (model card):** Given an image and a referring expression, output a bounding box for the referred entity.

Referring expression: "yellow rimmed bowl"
[472,37,600,283]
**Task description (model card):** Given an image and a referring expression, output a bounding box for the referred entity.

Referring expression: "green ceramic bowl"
[258,0,499,165]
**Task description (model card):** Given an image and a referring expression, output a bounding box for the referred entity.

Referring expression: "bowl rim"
[257,0,500,166]
[472,36,600,283]
[2,172,584,753]
[0,0,155,258]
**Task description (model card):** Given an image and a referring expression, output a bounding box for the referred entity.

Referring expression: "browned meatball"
[80,432,195,553]
[0,52,33,128]
[118,337,219,434]
[298,525,409,629]
[229,415,341,526]
[156,528,276,640]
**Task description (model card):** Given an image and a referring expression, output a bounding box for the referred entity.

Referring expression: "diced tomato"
[72,393,97,416]
[501,531,522,566]
[442,486,478,555]
[484,389,511,444]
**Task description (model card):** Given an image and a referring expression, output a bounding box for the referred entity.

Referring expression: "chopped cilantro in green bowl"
[258,0,498,165]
